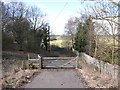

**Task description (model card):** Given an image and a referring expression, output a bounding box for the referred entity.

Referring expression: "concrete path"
[25,69,86,88]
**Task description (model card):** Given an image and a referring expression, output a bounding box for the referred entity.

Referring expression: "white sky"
[1,0,92,35]
[25,0,85,35]
[2,0,120,35]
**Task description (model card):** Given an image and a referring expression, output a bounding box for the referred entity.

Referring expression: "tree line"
[2,2,50,52]
[64,16,95,55]
[64,1,119,65]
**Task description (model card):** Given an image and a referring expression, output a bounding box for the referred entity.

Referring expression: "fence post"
[28,53,30,69]
[75,57,77,69]
[76,56,78,69]
[21,60,24,69]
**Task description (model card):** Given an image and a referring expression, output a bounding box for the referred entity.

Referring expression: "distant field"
[50,35,119,47]
[50,35,66,48]
[50,40,64,48]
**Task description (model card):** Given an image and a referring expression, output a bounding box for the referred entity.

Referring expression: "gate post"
[38,54,41,69]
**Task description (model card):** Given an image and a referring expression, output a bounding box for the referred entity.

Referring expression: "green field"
[50,39,64,48]
[50,35,67,48]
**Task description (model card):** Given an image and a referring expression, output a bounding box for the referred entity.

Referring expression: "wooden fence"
[28,54,42,69]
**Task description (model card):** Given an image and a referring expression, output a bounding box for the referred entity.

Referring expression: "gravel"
[24,69,87,88]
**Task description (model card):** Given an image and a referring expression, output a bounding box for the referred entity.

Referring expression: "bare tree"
[89,1,118,64]
[28,6,45,31]
[64,17,77,48]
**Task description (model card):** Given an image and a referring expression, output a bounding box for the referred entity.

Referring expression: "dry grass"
[2,69,40,88]
[97,35,118,46]
[77,57,118,88]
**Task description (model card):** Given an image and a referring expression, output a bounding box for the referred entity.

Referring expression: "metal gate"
[41,56,78,69]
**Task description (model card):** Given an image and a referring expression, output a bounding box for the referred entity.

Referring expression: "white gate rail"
[28,54,41,68]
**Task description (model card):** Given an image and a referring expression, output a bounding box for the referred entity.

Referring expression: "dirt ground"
[24,69,87,88]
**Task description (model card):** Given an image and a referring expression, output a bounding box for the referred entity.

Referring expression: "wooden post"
[28,53,30,60]
[28,53,30,69]
[21,60,24,69]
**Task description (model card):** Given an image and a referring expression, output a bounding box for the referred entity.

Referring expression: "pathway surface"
[25,69,86,88]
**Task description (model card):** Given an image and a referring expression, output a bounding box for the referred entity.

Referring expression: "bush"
[2,32,14,50]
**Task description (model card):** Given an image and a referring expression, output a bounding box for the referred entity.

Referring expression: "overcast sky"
[2,0,120,35]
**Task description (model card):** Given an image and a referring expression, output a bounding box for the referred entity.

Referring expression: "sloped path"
[25,69,86,88]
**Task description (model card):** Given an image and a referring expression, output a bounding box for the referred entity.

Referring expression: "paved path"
[25,69,86,88]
